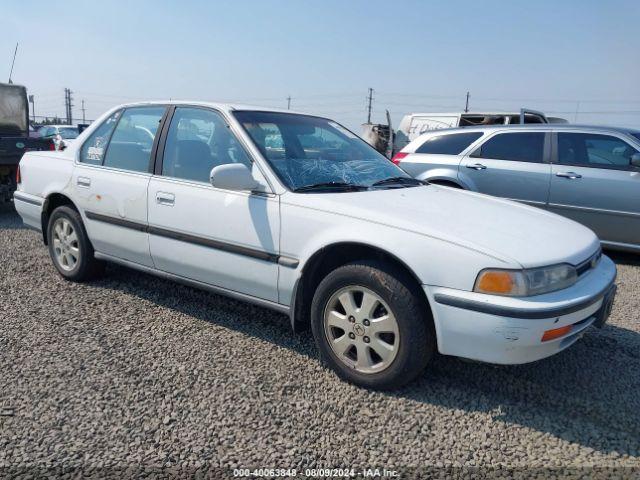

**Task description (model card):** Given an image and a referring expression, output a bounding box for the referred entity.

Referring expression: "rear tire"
[47,206,104,281]
[311,260,435,390]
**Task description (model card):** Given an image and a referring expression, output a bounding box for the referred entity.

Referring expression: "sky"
[3,0,640,131]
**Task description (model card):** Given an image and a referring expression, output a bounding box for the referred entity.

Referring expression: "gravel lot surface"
[1,203,639,478]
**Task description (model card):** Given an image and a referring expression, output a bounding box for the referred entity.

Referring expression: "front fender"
[416,167,475,190]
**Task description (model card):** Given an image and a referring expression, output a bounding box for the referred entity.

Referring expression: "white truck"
[394,108,551,151]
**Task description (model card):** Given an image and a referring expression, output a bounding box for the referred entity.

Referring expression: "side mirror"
[210,163,258,191]
[631,153,640,168]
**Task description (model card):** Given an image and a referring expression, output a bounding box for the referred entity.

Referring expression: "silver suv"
[393,124,640,253]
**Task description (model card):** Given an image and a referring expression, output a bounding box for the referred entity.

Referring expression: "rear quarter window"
[80,111,122,165]
[416,132,483,155]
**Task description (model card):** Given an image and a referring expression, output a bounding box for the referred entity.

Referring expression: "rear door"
[548,130,640,246]
[400,131,484,180]
[460,130,551,207]
[73,106,167,267]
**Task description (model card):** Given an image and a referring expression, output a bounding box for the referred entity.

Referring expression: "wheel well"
[291,243,431,332]
[429,180,463,189]
[41,193,77,245]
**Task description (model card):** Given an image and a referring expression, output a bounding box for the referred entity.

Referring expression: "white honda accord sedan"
[14,102,617,389]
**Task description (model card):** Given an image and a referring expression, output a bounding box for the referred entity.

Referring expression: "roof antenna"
[8,42,18,83]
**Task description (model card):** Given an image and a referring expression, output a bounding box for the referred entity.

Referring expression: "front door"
[548,131,640,246]
[73,106,166,267]
[147,106,279,302]
[460,131,551,207]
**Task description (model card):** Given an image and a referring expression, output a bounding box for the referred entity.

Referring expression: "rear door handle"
[156,192,175,206]
[556,172,582,179]
[466,163,487,170]
[77,176,91,188]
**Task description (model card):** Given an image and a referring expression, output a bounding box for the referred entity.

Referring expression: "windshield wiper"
[293,181,369,193]
[370,177,426,188]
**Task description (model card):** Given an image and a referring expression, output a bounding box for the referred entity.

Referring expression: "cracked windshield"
[234,111,416,191]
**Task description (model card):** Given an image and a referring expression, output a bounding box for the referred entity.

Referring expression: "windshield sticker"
[87,146,103,161]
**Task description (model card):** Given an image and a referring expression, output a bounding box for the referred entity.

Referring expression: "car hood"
[283,185,600,268]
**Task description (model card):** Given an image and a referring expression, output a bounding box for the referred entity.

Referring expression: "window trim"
[551,130,640,172]
[470,130,551,164]
[152,104,274,196]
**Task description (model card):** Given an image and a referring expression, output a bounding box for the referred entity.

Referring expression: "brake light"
[391,152,409,165]
[16,165,21,184]
[48,140,56,151]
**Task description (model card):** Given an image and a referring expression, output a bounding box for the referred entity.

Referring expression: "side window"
[80,110,122,165]
[558,132,638,169]
[476,132,545,163]
[102,107,165,173]
[162,107,252,183]
[416,132,483,155]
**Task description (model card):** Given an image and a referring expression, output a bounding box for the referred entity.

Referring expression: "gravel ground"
[0,202,639,479]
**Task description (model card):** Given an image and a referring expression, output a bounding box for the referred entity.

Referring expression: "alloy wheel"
[52,218,80,271]
[323,286,400,374]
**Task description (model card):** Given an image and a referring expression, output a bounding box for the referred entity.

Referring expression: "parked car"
[393,124,640,253]
[14,102,616,389]
[394,108,550,152]
[38,124,80,150]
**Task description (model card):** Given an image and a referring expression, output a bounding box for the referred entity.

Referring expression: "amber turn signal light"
[475,271,515,295]
[541,325,572,342]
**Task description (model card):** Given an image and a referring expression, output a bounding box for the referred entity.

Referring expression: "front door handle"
[155,192,175,206]
[466,163,487,170]
[556,172,582,179]
[77,176,91,188]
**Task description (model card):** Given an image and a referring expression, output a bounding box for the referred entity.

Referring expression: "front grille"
[576,249,602,277]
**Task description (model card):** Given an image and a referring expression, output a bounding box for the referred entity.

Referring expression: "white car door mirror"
[631,153,640,169]
[210,163,259,191]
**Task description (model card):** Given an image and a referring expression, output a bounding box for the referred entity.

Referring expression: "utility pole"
[81,99,86,123]
[28,95,35,123]
[465,91,470,113]
[64,88,74,125]
[8,42,18,83]
[287,95,291,110]
[366,87,374,124]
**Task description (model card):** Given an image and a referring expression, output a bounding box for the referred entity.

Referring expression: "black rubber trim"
[84,210,298,267]
[147,225,278,262]
[13,193,43,206]
[434,281,616,319]
[85,211,147,232]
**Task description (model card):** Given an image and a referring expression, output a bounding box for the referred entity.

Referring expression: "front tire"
[311,261,435,389]
[47,206,103,281]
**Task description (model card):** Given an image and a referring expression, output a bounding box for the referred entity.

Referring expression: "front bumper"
[424,254,617,364]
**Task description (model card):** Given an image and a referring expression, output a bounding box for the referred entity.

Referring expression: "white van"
[395,108,550,151]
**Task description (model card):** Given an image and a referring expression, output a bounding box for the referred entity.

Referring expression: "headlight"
[474,264,578,297]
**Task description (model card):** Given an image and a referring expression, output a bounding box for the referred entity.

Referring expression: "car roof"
[406,112,537,116]
[419,124,640,135]
[110,100,304,116]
